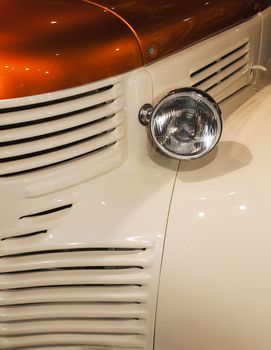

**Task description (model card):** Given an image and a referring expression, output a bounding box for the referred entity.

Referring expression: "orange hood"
[0,0,142,100]
[0,0,260,100]
[93,0,259,64]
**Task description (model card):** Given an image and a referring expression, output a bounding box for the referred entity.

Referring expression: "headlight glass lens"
[150,89,222,160]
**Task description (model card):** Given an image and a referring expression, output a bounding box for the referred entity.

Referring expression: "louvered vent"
[0,247,153,349]
[190,39,251,102]
[0,82,125,177]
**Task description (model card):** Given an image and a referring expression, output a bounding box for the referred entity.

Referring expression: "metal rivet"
[147,44,158,57]
[138,104,153,126]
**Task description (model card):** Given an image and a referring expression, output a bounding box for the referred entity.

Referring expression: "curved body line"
[84,0,144,61]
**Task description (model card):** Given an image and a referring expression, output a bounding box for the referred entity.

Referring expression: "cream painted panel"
[257,7,271,87]
[155,85,271,350]
[147,15,261,104]
[0,68,179,349]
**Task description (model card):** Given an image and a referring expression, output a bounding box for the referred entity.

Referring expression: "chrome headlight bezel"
[139,87,223,160]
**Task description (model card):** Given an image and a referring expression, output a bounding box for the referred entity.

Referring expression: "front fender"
[155,85,271,350]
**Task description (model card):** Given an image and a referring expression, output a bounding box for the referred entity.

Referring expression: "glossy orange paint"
[0,0,142,100]
[94,0,260,64]
[0,0,261,100]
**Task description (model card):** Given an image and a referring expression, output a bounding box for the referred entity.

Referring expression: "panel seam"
[84,0,144,62]
[152,160,181,350]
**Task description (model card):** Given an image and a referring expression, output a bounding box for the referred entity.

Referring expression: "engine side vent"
[0,247,153,349]
[190,39,251,102]
[0,82,125,177]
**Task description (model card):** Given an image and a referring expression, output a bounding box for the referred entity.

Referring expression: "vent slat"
[0,127,124,176]
[3,348,142,350]
[1,230,47,242]
[194,56,249,91]
[0,318,147,336]
[0,333,146,349]
[191,43,249,84]
[0,286,148,306]
[0,99,124,143]
[0,250,152,273]
[207,66,250,102]
[0,246,151,349]
[190,40,251,102]
[16,208,72,230]
[0,268,150,290]
[0,84,123,126]
[0,303,147,322]
[0,114,123,160]
[0,81,125,177]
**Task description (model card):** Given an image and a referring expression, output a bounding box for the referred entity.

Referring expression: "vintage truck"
[1,0,271,349]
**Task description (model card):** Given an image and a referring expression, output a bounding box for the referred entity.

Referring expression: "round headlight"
[139,88,222,160]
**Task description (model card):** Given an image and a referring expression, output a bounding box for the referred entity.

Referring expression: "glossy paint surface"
[156,83,271,350]
[0,69,179,348]
[154,9,271,349]
[0,0,261,100]
[0,0,142,100]
[95,0,259,64]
